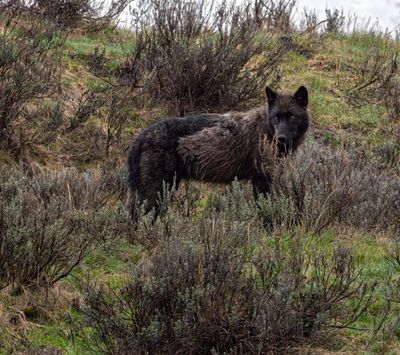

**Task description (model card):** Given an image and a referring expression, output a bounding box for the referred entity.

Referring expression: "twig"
[301,19,329,35]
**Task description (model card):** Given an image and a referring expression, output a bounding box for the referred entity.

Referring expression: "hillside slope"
[0,5,399,354]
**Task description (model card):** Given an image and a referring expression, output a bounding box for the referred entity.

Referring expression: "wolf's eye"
[290,115,295,120]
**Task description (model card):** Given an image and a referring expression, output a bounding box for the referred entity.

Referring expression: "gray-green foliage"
[0,167,126,290]
[261,142,400,234]
[82,183,375,353]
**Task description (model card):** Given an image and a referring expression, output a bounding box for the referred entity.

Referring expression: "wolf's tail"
[126,138,141,222]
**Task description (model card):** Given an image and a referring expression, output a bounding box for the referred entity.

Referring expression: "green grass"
[281,31,399,147]
[64,28,135,77]
[65,27,134,58]
[27,315,101,355]
[12,239,144,354]
[68,240,144,290]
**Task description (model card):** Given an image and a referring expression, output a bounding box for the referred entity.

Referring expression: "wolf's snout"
[277,135,286,144]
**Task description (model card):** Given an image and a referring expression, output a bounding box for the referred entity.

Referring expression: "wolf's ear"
[294,86,308,108]
[266,86,278,107]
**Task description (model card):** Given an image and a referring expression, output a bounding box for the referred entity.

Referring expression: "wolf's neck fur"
[228,106,269,147]
[207,106,268,181]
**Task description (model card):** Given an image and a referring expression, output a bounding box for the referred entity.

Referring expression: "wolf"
[127,86,310,220]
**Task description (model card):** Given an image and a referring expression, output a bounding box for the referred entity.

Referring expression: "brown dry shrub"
[1,0,129,31]
[0,11,63,157]
[64,82,133,161]
[253,0,297,33]
[119,0,285,115]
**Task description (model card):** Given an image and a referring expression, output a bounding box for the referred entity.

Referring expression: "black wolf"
[127,86,310,220]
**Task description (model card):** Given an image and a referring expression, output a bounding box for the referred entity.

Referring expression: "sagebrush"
[120,0,285,114]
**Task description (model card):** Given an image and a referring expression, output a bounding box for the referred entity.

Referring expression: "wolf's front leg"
[251,172,274,229]
[251,172,272,200]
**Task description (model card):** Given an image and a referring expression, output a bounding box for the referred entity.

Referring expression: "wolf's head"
[265,86,310,155]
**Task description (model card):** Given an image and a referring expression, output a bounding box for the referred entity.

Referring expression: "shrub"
[2,0,129,31]
[260,142,400,234]
[120,0,285,114]
[254,0,296,33]
[87,46,108,77]
[0,166,126,290]
[299,8,319,33]
[66,82,133,159]
[338,33,400,122]
[127,142,399,239]
[67,88,108,132]
[81,205,375,353]
[0,11,63,156]
[324,8,345,33]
